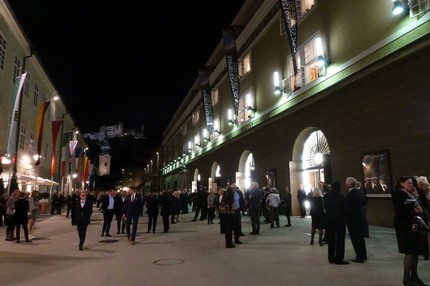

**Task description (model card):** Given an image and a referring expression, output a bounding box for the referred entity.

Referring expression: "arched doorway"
[191,168,200,193]
[290,128,331,215]
[208,162,221,191]
[236,151,254,191]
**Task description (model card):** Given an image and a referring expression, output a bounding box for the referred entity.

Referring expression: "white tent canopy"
[0,172,59,186]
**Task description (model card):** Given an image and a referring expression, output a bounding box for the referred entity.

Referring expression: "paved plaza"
[1,208,429,286]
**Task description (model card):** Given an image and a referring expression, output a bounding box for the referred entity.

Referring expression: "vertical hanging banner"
[51,120,63,176]
[35,101,51,166]
[6,72,27,156]
[198,68,214,133]
[75,147,82,173]
[222,28,240,116]
[279,0,299,75]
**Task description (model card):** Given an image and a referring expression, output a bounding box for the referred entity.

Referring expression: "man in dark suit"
[115,190,127,234]
[75,191,93,251]
[123,187,143,245]
[345,177,367,263]
[101,189,116,237]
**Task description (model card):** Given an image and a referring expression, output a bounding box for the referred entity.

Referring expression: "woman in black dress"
[392,176,427,286]
[310,187,325,246]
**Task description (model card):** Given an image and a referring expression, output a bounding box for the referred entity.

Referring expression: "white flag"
[7,73,27,156]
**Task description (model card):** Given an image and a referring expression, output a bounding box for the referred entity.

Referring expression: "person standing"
[159,190,171,233]
[75,191,92,251]
[207,189,217,224]
[392,176,427,286]
[247,182,263,235]
[71,190,81,225]
[101,189,116,237]
[310,187,325,246]
[14,192,31,243]
[324,181,348,265]
[27,190,40,240]
[123,187,143,245]
[5,190,20,241]
[221,187,235,248]
[231,183,244,244]
[283,185,292,227]
[266,188,281,228]
[297,184,307,218]
[345,177,367,263]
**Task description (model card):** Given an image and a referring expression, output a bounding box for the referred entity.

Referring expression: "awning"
[0,172,59,186]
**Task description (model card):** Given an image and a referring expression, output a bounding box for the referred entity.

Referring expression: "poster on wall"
[361,150,392,197]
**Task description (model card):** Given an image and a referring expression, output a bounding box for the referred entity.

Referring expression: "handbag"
[218,202,230,215]
[411,215,429,234]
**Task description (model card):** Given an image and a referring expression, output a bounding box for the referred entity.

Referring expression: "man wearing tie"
[101,189,116,237]
[123,187,143,245]
[75,191,93,251]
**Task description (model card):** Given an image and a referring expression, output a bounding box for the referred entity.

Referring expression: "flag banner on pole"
[198,68,214,133]
[222,28,240,116]
[75,147,82,172]
[279,0,299,75]
[69,140,78,163]
[35,101,51,166]
[82,156,90,183]
[61,146,67,177]
[7,72,27,156]
[51,120,63,176]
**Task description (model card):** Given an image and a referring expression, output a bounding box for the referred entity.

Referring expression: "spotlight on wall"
[246,106,256,118]
[274,86,283,95]
[392,0,408,15]
[317,55,328,76]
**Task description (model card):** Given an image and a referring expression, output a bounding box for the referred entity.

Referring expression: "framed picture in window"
[361,150,392,197]
[266,169,277,189]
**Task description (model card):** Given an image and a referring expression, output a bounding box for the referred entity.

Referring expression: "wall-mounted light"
[227,109,237,126]
[246,106,256,118]
[187,141,192,153]
[273,71,284,95]
[392,0,408,15]
[203,128,209,142]
[316,37,328,77]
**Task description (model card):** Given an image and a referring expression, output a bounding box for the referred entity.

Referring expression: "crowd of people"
[1,175,429,285]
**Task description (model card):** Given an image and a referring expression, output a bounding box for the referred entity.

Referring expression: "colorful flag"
[51,120,63,176]
[279,0,299,75]
[222,28,240,116]
[61,146,67,177]
[35,100,51,166]
[6,72,27,156]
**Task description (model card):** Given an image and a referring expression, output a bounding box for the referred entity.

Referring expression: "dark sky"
[8,0,245,148]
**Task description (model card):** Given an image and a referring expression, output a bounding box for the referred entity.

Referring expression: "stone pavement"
[0,208,429,286]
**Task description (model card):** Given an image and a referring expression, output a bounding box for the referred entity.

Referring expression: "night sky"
[8,0,245,149]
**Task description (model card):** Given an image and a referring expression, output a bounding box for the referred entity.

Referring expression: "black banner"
[198,68,214,133]
[222,27,240,116]
[279,0,298,75]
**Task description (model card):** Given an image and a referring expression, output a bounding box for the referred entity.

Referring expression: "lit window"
[192,110,200,125]
[297,0,316,17]
[23,73,30,97]
[239,52,252,78]
[237,92,254,124]
[0,33,6,70]
[286,35,322,93]
[29,132,35,155]
[211,88,219,106]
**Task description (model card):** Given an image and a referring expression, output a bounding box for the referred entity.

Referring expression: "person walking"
[247,182,263,235]
[392,176,428,286]
[147,192,160,233]
[221,187,235,248]
[75,191,92,251]
[123,187,143,245]
[5,189,20,241]
[101,189,116,237]
[114,190,127,234]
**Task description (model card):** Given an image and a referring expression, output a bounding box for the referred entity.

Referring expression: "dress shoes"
[351,258,365,263]
[105,234,111,237]
[79,245,83,251]
[335,260,349,265]
[284,224,291,227]
[226,244,236,248]
[234,240,242,244]
[130,241,136,245]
